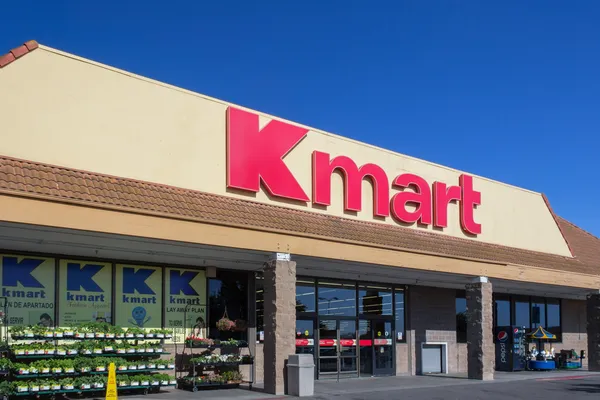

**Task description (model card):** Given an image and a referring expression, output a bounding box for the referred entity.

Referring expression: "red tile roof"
[0,40,38,68]
[0,155,598,276]
[557,217,600,269]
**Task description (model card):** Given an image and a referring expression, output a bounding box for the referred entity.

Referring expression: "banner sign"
[58,259,112,326]
[165,267,206,343]
[114,264,162,330]
[0,254,56,326]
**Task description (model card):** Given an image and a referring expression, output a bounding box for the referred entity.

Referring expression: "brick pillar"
[586,293,600,371]
[263,257,296,395]
[466,277,494,380]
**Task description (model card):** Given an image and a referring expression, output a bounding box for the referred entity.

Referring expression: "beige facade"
[1,41,599,392]
[0,46,571,256]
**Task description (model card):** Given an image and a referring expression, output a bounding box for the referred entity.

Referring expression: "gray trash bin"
[287,354,314,397]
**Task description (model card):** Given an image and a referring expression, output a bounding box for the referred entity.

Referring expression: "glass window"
[255,275,264,342]
[547,299,561,339]
[495,297,511,327]
[395,289,405,342]
[208,270,249,340]
[359,285,392,316]
[514,297,530,330]
[456,292,467,343]
[531,297,546,329]
[318,282,356,317]
[296,279,316,313]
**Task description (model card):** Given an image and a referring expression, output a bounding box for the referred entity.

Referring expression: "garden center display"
[0,322,176,399]
[176,304,254,392]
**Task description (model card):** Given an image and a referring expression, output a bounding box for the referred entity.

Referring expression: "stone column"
[466,277,494,380]
[586,292,600,371]
[263,256,296,395]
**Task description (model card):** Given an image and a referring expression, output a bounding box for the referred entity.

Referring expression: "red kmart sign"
[226,107,482,235]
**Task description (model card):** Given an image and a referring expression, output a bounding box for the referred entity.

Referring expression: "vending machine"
[495,326,526,372]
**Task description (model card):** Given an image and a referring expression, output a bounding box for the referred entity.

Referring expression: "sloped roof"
[0,155,597,276]
[557,216,600,269]
[0,40,38,68]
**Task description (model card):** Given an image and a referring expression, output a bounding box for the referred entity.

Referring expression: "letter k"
[226,107,310,201]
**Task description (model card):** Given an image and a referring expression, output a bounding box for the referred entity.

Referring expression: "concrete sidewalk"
[314,370,600,396]
[112,370,600,399]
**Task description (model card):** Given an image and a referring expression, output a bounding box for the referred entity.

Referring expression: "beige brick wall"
[395,343,410,375]
[255,343,265,383]
[558,299,587,368]
[409,286,462,374]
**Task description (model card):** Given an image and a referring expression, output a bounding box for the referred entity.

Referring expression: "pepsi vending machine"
[495,326,526,371]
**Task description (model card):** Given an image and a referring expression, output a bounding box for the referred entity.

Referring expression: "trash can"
[287,354,314,397]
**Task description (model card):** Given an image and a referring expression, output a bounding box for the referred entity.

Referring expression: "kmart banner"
[0,254,56,326]
[165,267,206,344]
[58,259,112,326]
[114,264,163,331]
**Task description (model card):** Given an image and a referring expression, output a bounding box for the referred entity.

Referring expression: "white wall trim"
[421,342,448,374]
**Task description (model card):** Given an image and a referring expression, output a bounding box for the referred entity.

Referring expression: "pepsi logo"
[513,328,519,334]
[497,331,508,342]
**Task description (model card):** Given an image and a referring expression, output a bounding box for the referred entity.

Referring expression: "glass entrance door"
[317,319,358,379]
[372,320,394,376]
[359,319,394,376]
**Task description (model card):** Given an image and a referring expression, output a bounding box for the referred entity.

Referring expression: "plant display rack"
[177,337,254,392]
[0,323,177,399]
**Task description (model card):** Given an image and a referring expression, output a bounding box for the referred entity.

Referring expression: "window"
[531,298,546,329]
[256,274,264,342]
[395,289,406,342]
[547,299,561,340]
[494,297,511,327]
[359,285,392,316]
[318,281,356,317]
[492,295,562,341]
[456,291,467,343]
[514,297,530,330]
[296,279,316,314]
[208,270,248,340]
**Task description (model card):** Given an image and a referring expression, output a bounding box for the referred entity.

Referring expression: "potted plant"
[54,328,64,338]
[128,362,137,371]
[51,380,62,391]
[0,381,16,397]
[117,361,128,372]
[169,376,177,385]
[146,360,156,369]
[64,326,75,337]
[93,377,105,389]
[29,382,40,392]
[156,360,166,370]
[9,326,26,339]
[56,345,67,356]
[66,344,78,355]
[39,379,51,391]
[216,317,235,331]
[0,358,12,372]
[16,382,29,393]
[38,360,50,374]
[140,375,150,386]
[14,362,29,375]
[102,341,114,353]
[113,325,125,339]
[129,376,140,387]
[80,341,94,355]
[61,377,75,390]
[156,373,169,386]
[167,358,175,369]
[117,377,129,387]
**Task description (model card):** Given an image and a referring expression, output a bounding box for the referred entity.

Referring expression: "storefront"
[1,40,600,395]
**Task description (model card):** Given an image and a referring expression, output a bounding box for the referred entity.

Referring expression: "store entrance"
[317,319,358,379]
[359,319,394,376]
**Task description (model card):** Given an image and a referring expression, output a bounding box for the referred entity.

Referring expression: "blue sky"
[2,1,599,237]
